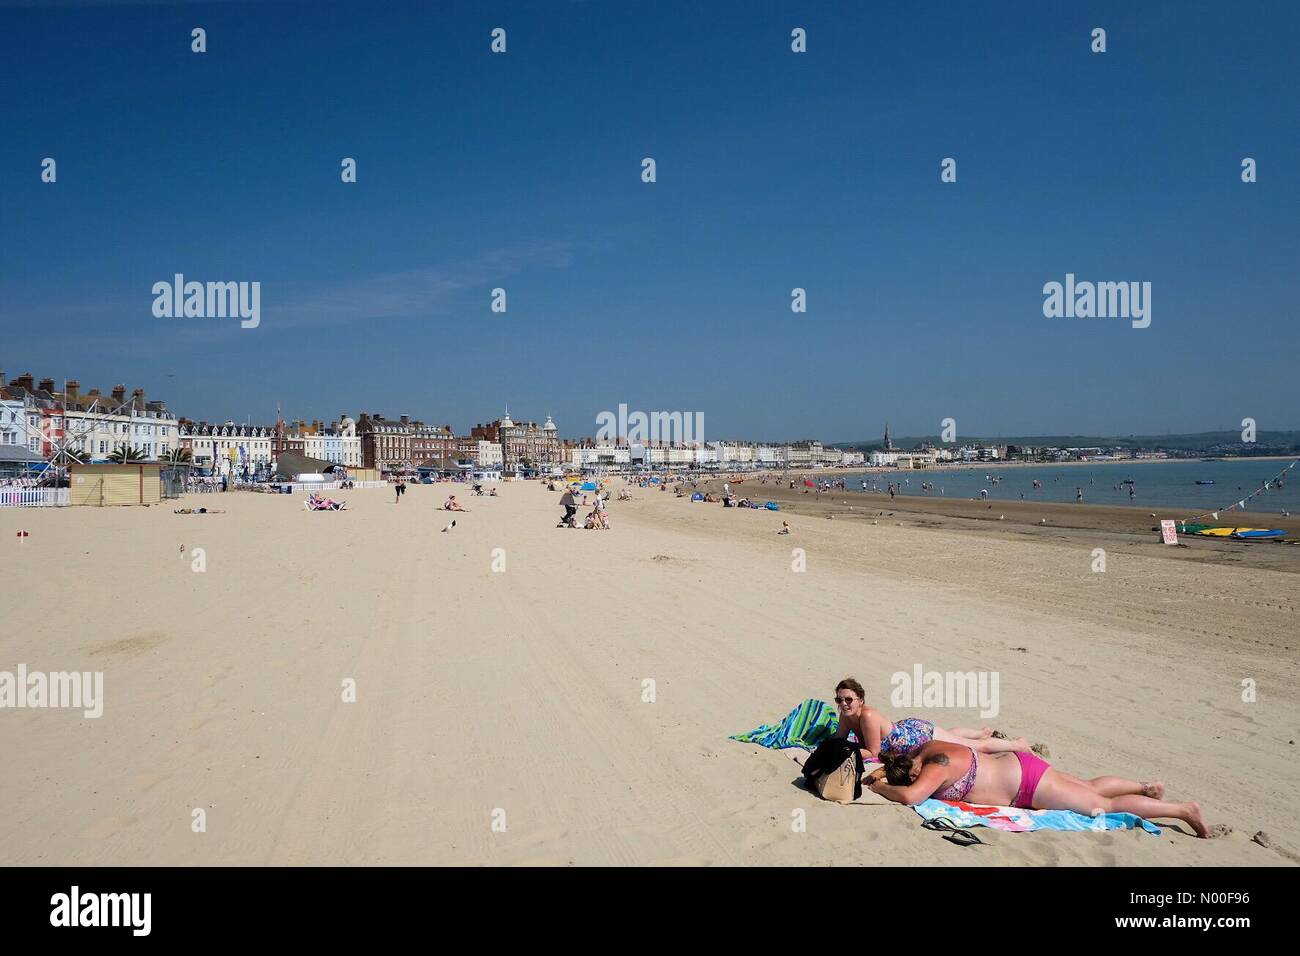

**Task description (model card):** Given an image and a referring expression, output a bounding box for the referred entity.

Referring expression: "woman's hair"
[881,751,914,786]
[835,677,865,700]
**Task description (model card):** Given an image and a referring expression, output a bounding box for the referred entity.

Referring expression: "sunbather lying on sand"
[832,678,1031,760]
[868,740,1213,838]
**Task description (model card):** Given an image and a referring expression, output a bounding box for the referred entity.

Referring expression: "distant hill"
[831,431,1300,453]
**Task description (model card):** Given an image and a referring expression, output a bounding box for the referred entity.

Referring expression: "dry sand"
[1,480,1296,866]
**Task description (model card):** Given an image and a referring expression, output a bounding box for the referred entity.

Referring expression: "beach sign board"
[1160,520,1178,545]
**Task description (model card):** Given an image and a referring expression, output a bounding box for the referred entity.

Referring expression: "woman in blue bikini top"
[831,677,1032,760]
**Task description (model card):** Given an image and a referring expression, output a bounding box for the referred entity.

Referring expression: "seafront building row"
[2,370,865,480]
[4,369,1151,482]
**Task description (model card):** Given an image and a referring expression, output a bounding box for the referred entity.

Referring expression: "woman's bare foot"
[1142,780,1165,799]
[1184,801,1212,839]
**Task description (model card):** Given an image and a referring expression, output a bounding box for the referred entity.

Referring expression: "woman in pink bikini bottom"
[868,740,1213,838]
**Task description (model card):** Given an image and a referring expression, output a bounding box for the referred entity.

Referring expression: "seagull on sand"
[441,519,456,533]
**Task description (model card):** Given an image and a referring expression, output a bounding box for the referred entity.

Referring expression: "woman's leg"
[1035,770,1209,837]
[1054,770,1165,799]
[934,727,1028,754]
[947,727,994,740]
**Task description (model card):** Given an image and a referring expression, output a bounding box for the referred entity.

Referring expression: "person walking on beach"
[1076,487,1084,503]
[558,488,577,528]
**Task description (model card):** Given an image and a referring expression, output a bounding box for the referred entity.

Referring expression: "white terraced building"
[181,422,274,473]
[2,376,179,463]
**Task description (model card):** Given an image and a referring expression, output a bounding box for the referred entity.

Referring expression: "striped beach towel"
[731,698,840,751]
[912,799,1162,835]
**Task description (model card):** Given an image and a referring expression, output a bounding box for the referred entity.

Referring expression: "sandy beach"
[2,481,1296,866]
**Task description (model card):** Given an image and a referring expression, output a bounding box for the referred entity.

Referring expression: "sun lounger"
[305,495,346,511]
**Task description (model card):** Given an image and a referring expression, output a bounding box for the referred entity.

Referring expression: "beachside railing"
[0,487,70,508]
[274,479,389,494]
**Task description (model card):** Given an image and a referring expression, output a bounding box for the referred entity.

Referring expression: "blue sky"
[1,0,1296,441]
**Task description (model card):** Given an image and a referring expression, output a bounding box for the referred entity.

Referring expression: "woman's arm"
[868,762,949,806]
[833,714,850,739]
[862,707,886,758]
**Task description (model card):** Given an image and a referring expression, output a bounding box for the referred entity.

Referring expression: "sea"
[841,458,1299,518]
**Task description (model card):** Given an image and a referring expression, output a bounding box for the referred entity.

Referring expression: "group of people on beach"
[825,677,1214,837]
[555,486,609,529]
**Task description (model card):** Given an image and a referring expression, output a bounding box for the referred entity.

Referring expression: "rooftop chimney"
[112,384,127,403]
[39,378,55,393]
[400,414,410,427]
[15,373,34,391]
[65,380,80,402]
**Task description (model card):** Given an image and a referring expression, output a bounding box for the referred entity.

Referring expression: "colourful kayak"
[1186,526,1287,539]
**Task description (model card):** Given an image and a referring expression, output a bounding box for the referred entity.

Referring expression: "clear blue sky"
[1,0,1296,441]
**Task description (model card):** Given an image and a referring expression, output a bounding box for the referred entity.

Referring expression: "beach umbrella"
[580,481,598,491]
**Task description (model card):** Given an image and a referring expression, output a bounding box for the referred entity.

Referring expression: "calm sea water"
[841,458,1299,517]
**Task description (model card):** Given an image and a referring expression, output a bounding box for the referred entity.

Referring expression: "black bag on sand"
[802,738,864,803]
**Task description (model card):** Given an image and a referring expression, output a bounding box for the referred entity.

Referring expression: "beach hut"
[69,463,162,506]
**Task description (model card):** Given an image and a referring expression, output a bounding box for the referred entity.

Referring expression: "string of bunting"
[1178,457,1298,527]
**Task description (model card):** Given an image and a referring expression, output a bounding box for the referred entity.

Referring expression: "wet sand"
[693,478,1300,574]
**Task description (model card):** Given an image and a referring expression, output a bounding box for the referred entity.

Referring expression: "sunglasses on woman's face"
[834,696,858,706]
